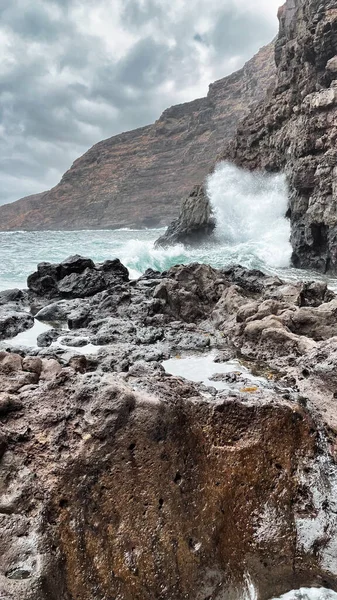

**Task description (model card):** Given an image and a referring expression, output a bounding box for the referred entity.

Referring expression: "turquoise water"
[0,228,336,292]
[1,164,337,291]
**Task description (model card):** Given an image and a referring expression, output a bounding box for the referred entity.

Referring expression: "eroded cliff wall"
[227,0,337,273]
[0,44,275,231]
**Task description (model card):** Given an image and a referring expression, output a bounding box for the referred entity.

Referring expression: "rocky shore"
[2,254,337,599]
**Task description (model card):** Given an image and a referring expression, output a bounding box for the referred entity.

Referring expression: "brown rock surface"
[0,44,275,231]
[1,351,337,600]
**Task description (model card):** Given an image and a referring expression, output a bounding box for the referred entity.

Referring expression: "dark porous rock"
[155,185,215,247]
[4,253,337,598]
[0,289,27,306]
[0,288,32,341]
[137,268,162,281]
[27,270,58,298]
[0,309,34,341]
[37,329,62,348]
[100,259,129,283]
[226,0,337,274]
[58,255,95,278]
[154,263,227,322]
[35,299,81,322]
[57,269,106,299]
[28,255,130,302]
[0,432,7,459]
[221,265,269,294]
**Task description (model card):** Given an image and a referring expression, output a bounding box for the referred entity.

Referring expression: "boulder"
[27,255,130,301]
[0,309,34,341]
[155,185,215,247]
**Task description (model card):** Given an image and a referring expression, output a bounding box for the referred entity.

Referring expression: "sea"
[1,162,337,292]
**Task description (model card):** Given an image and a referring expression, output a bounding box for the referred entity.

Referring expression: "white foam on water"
[206,161,292,269]
[270,589,337,600]
[0,319,52,348]
[119,238,187,277]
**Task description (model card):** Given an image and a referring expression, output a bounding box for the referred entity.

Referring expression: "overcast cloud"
[0,0,280,205]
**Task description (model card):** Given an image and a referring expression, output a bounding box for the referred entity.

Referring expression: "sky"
[0,0,281,206]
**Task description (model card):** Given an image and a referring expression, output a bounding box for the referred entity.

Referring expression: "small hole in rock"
[159,498,164,509]
[174,471,182,484]
[59,499,68,509]
[6,568,32,580]
[129,443,136,451]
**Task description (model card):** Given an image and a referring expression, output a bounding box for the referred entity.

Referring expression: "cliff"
[227,0,337,273]
[0,44,275,231]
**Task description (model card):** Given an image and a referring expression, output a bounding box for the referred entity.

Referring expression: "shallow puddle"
[1,319,53,348]
[1,318,100,355]
[162,352,271,392]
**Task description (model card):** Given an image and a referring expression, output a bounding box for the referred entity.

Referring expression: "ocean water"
[1,163,337,292]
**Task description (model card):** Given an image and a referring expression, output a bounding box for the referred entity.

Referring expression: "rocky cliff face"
[227,0,337,274]
[0,44,275,231]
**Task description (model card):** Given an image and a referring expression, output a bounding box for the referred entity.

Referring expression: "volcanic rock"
[155,185,215,247]
[27,254,129,301]
[226,0,337,274]
[2,258,337,597]
[1,350,337,600]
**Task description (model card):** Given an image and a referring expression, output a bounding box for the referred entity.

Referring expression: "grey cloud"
[210,8,276,58]
[0,0,280,206]
[121,0,164,28]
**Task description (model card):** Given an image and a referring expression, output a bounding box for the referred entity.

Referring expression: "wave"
[206,162,292,269]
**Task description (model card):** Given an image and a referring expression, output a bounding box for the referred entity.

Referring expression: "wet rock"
[35,299,80,322]
[0,289,27,306]
[37,329,61,348]
[99,259,129,284]
[58,255,95,278]
[28,255,130,301]
[0,309,34,341]
[57,269,106,299]
[155,185,215,247]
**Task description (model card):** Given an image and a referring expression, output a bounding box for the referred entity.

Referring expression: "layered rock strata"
[2,257,337,598]
[0,44,275,231]
[226,0,337,273]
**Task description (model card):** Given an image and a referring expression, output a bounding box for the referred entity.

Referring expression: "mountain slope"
[0,43,275,231]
